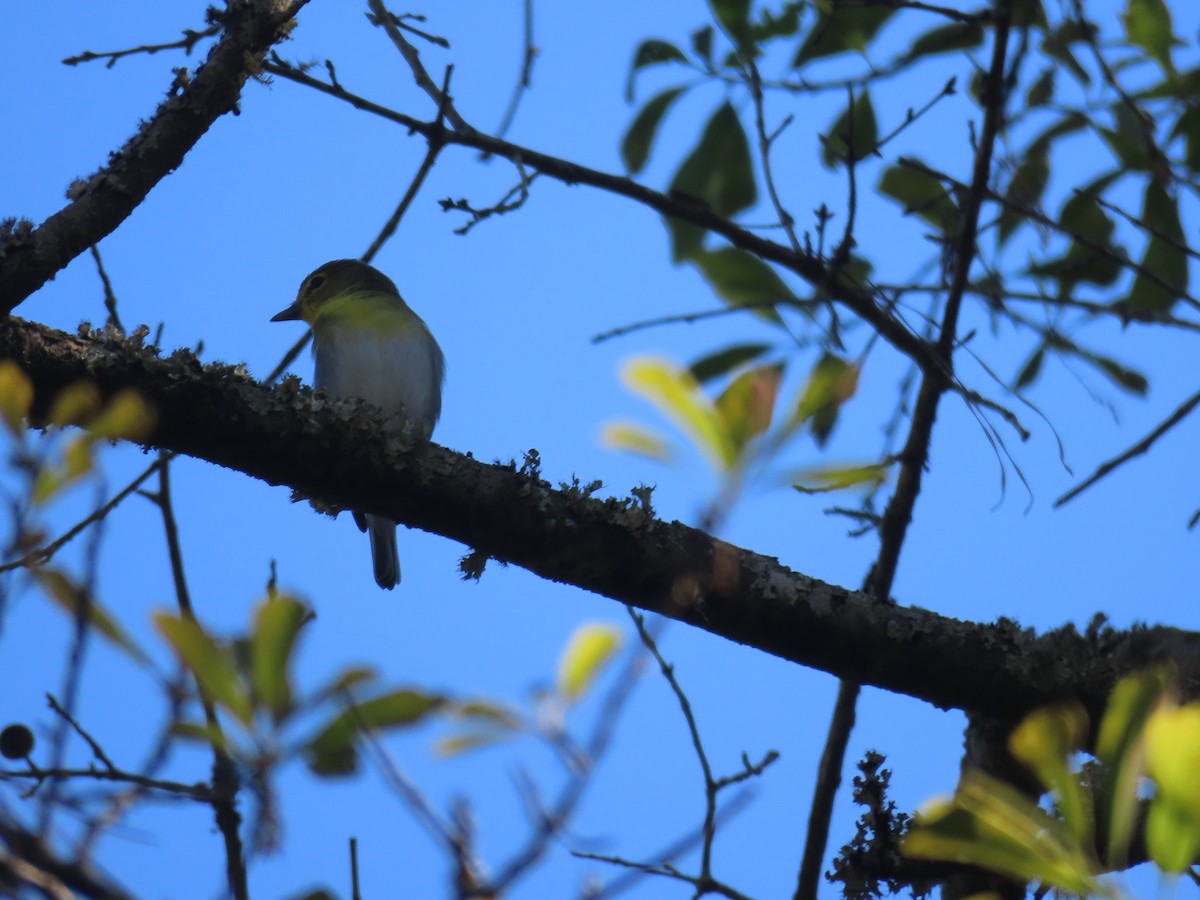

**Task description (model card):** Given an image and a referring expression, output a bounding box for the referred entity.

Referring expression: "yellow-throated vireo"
[272,259,445,590]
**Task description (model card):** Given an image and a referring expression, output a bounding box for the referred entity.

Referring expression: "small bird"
[271,259,445,590]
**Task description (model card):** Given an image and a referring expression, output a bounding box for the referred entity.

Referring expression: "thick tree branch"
[1,316,1197,718]
[0,0,308,313]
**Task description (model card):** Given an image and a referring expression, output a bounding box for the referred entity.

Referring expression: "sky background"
[2,1,1198,897]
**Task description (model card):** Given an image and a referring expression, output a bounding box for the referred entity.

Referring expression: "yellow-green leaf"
[1095,667,1173,867]
[903,770,1099,895]
[715,364,781,458]
[251,594,309,719]
[601,421,674,462]
[0,360,33,434]
[156,612,253,726]
[1122,0,1178,74]
[435,731,516,758]
[1145,792,1200,873]
[87,389,156,442]
[1008,702,1091,842]
[32,438,95,505]
[1145,703,1200,811]
[47,381,102,429]
[622,356,735,471]
[791,461,888,494]
[791,354,859,446]
[557,622,623,703]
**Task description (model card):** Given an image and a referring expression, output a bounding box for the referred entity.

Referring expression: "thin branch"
[88,247,123,335]
[366,0,469,133]
[1,0,310,310]
[0,458,162,574]
[260,56,934,367]
[0,767,212,802]
[63,23,221,68]
[45,695,115,772]
[797,12,1014,899]
[490,0,537,145]
[1055,387,1200,508]
[149,456,248,900]
[362,65,454,263]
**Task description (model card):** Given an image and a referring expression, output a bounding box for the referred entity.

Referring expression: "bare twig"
[797,12,1014,899]
[260,56,933,367]
[1055,387,1200,508]
[366,0,469,133]
[63,23,221,68]
[148,455,248,900]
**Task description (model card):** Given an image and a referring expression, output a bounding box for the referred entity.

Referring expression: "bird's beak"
[271,300,304,322]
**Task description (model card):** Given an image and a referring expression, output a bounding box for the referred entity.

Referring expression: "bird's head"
[271,259,401,325]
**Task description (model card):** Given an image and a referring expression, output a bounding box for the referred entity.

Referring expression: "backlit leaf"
[692,248,791,322]
[0,360,32,434]
[622,356,735,470]
[879,162,958,233]
[821,89,878,168]
[156,612,253,725]
[601,421,674,462]
[557,622,623,702]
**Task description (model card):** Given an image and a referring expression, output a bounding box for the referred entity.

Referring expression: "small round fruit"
[0,724,34,760]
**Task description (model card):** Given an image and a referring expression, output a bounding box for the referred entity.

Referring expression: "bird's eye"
[308,274,327,291]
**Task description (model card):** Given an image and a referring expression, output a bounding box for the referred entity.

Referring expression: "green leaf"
[691,25,714,65]
[452,700,523,729]
[1095,667,1173,868]
[600,421,674,462]
[625,39,689,101]
[1026,67,1055,108]
[792,353,859,446]
[667,103,757,262]
[251,595,309,719]
[1101,102,1155,171]
[1129,180,1188,312]
[1145,794,1200,873]
[879,161,958,233]
[307,690,447,776]
[0,360,32,434]
[622,87,686,174]
[47,381,102,428]
[998,146,1050,244]
[1014,346,1045,390]
[32,437,95,505]
[821,89,878,168]
[749,2,804,43]
[622,356,735,471]
[156,612,253,726]
[901,21,985,63]
[903,770,1100,895]
[435,731,516,757]
[1042,20,1095,85]
[692,248,791,322]
[1007,703,1092,843]
[1168,105,1200,172]
[557,622,623,702]
[86,388,155,442]
[1084,352,1150,396]
[791,461,888,494]
[715,364,782,457]
[35,569,150,666]
[708,0,752,49]
[794,6,895,66]
[1122,0,1178,74]
[689,342,773,384]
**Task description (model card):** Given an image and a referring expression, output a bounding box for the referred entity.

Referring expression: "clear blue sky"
[2,1,1197,897]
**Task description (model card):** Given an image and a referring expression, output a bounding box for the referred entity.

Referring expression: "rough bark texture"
[0,0,306,313]
[2,316,1197,719]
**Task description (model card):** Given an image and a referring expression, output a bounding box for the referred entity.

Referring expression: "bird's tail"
[364,514,400,590]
